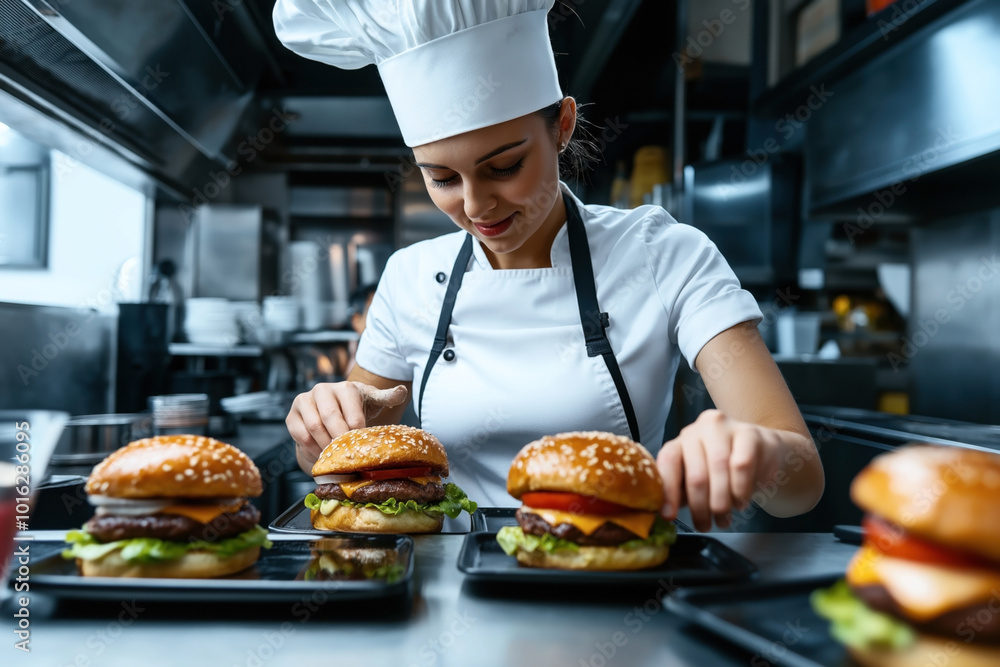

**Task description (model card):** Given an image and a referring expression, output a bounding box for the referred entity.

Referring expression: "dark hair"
[350,283,378,315]
[536,99,600,180]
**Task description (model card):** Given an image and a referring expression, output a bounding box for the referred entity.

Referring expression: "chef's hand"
[656,409,785,531]
[286,382,409,473]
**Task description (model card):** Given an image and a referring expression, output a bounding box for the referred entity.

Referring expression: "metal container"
[51,413,149,465]
[149,394,209,436]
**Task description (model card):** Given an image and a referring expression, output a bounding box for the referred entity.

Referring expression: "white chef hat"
[273,0,563,147]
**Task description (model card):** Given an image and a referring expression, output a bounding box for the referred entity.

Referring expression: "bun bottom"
[310,504,443,534]
[78,546,260,578]
[514,543,670,571]
[849,635,1000,667]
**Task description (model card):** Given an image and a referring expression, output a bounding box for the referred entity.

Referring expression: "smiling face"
[412,99,577,270]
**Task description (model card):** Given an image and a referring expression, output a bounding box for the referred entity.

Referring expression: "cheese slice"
[159,501,245,525]
[847,544,1000,621]
[522,506,656,540]
[338,476,442,500]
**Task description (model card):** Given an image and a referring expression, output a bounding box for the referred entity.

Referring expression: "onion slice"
[88,495,243,517]
[313,473,360,484]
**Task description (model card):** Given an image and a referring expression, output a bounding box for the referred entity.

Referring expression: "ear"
[558,97,578,146]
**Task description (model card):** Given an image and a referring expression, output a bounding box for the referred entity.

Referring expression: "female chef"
[273,0,824,530]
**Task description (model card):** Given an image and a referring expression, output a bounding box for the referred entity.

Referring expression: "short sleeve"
[354,253,413,381]
[643,212,763,371]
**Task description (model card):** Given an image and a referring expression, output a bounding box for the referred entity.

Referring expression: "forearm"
[759,430,825,518]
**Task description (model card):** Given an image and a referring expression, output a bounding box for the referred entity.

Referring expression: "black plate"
[833,525,864,545]
[457,532,757,585]
[665,574,846,667]
[269,498,485,535]
[24,536,414,603]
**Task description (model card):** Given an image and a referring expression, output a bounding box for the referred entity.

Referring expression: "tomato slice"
[358,466,433,481]
[521,492,634,515]
[863,515,994,569]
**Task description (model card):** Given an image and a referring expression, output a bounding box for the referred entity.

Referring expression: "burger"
[62,435,270,578]
[496,431,676,571]
[303,425,477,533]
[297,541,405,583]
[812,444,1000,666]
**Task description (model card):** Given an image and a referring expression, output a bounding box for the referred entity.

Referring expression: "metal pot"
[52,413,152,465]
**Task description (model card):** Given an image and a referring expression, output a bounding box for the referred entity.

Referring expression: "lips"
[473,213,515,238]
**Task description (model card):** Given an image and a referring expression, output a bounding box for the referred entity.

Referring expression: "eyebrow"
[415,139,527,170]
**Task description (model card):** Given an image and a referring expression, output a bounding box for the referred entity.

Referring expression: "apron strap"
[417,233,474,424]
[564,195,642,443]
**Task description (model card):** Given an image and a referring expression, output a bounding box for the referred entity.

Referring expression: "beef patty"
[852,583,1000,644]
[314,479,446,505]
[84,502,260,543]
[516,508,643,547]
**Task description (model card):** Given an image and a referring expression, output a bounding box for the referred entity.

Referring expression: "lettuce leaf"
[62,525,272,564]
[811,579,915,650]
[304,482,478,519]
[496,518,677,556]
[496,526,580,555]
[621,518,678,549]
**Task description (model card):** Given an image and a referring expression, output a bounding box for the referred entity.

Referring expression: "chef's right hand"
[286,382,409,473]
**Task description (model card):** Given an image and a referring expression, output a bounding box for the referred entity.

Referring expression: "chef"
[274,0,824,529]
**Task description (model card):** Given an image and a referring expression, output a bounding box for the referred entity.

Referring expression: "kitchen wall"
[0,151,149,309]
[909,210,1000,425]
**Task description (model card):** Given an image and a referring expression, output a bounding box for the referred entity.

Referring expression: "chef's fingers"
[336,382,369,430]
[656,440,684,520]
[682,437,712,532]
[286,393,328,469]
[729,426,759,511]
[358,384,409,422]
[704,426,734,525]
[315,383,353,436]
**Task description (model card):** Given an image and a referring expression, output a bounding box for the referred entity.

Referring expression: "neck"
[483,191,567,270]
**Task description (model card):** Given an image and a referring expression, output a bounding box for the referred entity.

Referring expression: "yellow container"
[629,146,670,208]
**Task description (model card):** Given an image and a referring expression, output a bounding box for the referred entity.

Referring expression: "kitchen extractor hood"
[0,0,279,197]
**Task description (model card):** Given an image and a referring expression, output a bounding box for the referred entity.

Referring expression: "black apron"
[416,194,641,443]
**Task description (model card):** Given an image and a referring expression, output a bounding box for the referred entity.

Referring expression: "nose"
[462,178,496,222]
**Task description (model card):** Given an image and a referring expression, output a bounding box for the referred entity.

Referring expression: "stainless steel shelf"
[168,343,263,357]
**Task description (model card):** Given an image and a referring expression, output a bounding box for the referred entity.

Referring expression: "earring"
[558,142,567,153]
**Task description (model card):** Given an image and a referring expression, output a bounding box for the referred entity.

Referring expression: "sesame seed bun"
[311,425,449,477]
[506,431,663,512]
[850,444,1000,562]
[85,435,263,499]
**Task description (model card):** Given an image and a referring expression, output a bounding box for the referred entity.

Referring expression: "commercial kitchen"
[2,0,999,665]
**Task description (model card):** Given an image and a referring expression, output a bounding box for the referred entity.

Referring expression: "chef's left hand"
[656,409,787,531]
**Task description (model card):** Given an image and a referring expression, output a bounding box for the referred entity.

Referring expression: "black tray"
[833,525,864,545]
[471,507,695,534]
[269,498,485,535]
[24,535,414,603]
[665,574,846,667]
[457,532,757,585]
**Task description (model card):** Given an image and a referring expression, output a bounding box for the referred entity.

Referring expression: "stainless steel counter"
[3,532,856,666]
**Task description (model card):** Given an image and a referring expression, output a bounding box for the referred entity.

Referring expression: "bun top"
[852,444,1000,561]
[311,425,449,477]
[86,435,263,499]
[507,431,663,512]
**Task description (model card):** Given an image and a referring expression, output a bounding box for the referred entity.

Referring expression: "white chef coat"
[355,185,763,506]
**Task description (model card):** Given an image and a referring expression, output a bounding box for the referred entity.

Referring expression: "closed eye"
[430,174,457,188]
[491,158,524,177]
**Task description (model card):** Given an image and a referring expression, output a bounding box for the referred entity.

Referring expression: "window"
[0,123,49,268]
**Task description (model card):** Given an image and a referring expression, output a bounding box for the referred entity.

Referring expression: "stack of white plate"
[263,296,300,332]
[184,298,237,346]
